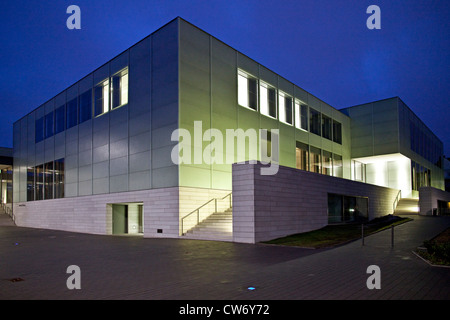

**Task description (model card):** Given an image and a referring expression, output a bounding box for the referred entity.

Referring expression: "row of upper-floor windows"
[35,68,128,143]
[295,141,343,178]
[238,69,342,144]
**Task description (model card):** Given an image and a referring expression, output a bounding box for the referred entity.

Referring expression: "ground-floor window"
[328,193,368,224]
[27,158,64,201]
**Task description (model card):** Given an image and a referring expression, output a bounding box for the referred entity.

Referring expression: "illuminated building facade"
[10,18,446,241]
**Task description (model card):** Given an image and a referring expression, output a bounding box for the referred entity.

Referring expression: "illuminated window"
[112,68,128,109]
[260,81,276,118]
[296,142,309,171]
[310,146,321,173]
[54,159,64,199]
[333,154,343,178]
[322,151,333,176]
[94,79,109,117]
[238,70,257,111]
[295,100,308,131]
[279,91,292,125]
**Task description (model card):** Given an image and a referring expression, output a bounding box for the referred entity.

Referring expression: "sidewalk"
[0,213,449,300]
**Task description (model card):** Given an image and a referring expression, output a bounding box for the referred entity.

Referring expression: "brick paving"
[0,213,449,300]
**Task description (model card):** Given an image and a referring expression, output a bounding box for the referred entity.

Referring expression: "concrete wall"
[232,163,400,243]
[419,187,450,216]
[13,188,180,238]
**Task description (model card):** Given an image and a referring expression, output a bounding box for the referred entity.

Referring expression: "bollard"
[361,223,364,246]
[391,225,394,247]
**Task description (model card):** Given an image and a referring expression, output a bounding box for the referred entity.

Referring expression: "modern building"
[10,17,448,242]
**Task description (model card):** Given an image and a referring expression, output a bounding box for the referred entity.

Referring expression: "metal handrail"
[393,190,401,213]
[181,192,232,235]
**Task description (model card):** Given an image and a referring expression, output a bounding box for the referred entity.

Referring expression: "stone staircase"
[183,208,233,242]
[394,198,419,215]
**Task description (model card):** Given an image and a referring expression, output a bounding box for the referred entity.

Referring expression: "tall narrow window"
[310,146,321,173]
[44,161,53,200]
[55,105,65,134]
[66,97,78,129]
[260,81,277,118]
[279,91,293,125]
[94,79,110,116]
[333,154,343,178]
[54,158,64,199]
[322,114,332,140]
[44,112,54,139]
[333,120,342,144]
[296,142,309,171]
[238,70,257,111]
[35,165,44,201]
[79,89,92,123]
[309,108,321,136]
[27,167,35,201]
[112,68,129,109]
[322,151,333,176]
[353,160,366,182]
[35,117,44,143]
[295,100,308,131]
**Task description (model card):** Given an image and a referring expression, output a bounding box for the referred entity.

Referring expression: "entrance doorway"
[112,203,143,235]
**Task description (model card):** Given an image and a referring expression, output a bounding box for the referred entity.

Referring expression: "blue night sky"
[1,0,449,155]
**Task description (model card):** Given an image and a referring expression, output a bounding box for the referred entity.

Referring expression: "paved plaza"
[0,213,449,300]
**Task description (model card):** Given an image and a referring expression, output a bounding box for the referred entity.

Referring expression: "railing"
[181,193,232,235]
[1,202,14,222]
[393,190,401,214]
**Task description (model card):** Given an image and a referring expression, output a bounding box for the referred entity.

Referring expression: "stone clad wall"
[232,163,400,243]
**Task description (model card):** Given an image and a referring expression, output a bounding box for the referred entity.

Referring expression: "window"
[112,68,129,109]
[35,164,44,201]
[328,193,368,224]
[260,81,277,118]
[54,158,64,199]
[28,159,65,201]
[352,160,366,182]
[309,108,321,136]
[321,114,332,140]
[44,161,53,200]
[333,154,343,178]
[238,70,258,111]
[35,117,44,143]
[310,146,321,173]
[79,89,92,124]
[44,112,54,139]
[27,167,34,201]
[322,150,332,176]
[94,79,110,116]
[296,142,309,171]
[66,97,78,129]
[295,100,308,131]
[55,105,65,134]
[279,91,293,125]
[260,130,279,163]
[333,120,342,144]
